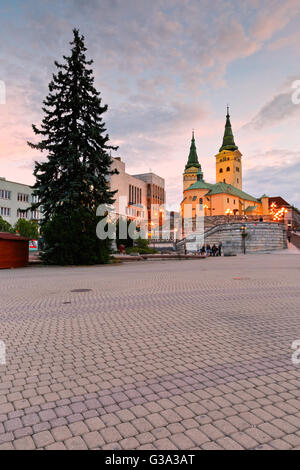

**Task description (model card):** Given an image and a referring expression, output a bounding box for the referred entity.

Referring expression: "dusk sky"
[1,0,300,210]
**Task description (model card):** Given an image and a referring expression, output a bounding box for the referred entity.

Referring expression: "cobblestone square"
[1,253,300,450]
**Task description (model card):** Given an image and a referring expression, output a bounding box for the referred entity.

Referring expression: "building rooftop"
[207,182,259,202]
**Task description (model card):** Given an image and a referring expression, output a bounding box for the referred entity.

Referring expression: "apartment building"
[0,177,41,226]
[109,157,165,235]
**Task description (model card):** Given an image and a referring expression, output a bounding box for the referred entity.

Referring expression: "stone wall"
[179,221,287,253]
[204,215,272,231]
[204,222,287,253]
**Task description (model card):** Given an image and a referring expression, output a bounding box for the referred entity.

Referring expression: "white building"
[0,177,41,226]
[109,157,165,235]
[1,158,165,236]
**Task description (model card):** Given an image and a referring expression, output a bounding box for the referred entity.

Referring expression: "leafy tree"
[28,29,117,265]
[0,216,14,233]
[14,219,39,239]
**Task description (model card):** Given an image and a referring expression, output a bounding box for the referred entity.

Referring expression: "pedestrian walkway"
[0,254,300,450]
[275,242,300,254]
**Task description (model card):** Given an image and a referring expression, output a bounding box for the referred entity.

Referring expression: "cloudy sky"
[1,0,300,210]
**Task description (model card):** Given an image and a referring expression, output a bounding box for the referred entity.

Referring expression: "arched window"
[226,167,230,172]
[219,168,223,173]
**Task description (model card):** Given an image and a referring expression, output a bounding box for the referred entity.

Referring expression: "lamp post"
[240,225,247,254]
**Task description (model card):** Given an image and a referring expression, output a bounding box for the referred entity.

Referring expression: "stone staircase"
[177,221,287,253]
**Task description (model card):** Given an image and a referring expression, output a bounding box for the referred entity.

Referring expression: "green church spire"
[185,131,201,170]
[219,106,238,152]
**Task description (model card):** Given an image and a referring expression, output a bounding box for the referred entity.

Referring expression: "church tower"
[215,107,242,190]
[183,131,201,191]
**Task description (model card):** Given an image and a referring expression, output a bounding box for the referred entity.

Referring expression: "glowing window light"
[270,202,288,221]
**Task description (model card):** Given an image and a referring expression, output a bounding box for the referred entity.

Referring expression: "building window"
[223,179,226,183]
[226,167,230,172]
[32,195,39,203]
[234,199,236,204]
[236,167,240,172]
[199,198,203,204]
[31,210,40,220]
[17,193,29,202]
[0,207,10,216]
[219,168,223,173]
[227,198,229,203]
[17,209,29,219]
[237,178,239,183]
[129,185,131,203]
[0,190,11,200]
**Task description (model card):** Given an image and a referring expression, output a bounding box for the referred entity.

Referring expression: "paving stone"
[185,428,210,446]
[46,442,67,450]
[0,442,14,450]
[14,426,33,439]
[33,431,54,448]
[85,416,105,431]
[51,426,72,442]
[154,438,177,450]
[69,421,89,436]
[117,422,137,438]
[120,437,140,449]
[83,431,105,449]
[170,433,195,450]
[14,436,36,450]
[64,436,88,450]
[100,426,122,444]
[4,418,23,432]
[217,437,244,450]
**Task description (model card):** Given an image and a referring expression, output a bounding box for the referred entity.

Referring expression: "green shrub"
[14,219,39,239]
[0,217,14,233]
[126,246,157,255]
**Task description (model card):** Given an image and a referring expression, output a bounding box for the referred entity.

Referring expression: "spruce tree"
[28,29,117,265]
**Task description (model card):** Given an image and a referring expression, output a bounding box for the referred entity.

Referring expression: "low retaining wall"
[179,221,287,253]
[113,253,206,261]
[204,222,287,253]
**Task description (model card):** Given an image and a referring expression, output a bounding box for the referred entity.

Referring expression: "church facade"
[181,108,269,219]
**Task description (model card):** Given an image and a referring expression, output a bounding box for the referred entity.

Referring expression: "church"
[181,108,269,219]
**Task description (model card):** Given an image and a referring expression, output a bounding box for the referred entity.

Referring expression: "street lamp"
[240,225,248,254]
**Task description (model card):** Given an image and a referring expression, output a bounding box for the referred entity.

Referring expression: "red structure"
[0,233,30,269]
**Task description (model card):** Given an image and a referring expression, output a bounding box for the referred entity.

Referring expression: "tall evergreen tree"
[28,29,117,264]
